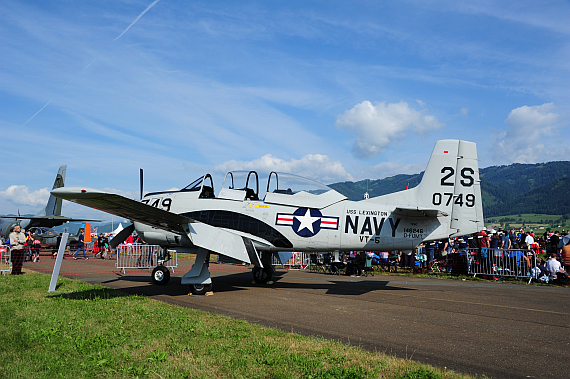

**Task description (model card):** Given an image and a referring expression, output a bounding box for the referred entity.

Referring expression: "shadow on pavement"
[97,271,416,297]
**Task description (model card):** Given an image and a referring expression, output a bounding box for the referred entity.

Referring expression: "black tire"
[151,265,170,285]
[252,266,273,284]
[190,283,213,296]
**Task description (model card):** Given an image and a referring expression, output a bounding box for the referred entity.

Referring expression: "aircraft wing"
[392,207,448,218]
[51,187,263,266]
[51,187,192,234]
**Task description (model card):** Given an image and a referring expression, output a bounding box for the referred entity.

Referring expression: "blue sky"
[1,0,569,221]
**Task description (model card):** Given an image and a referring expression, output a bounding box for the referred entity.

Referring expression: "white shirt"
[525,235,535,245]
[545,258,562,277]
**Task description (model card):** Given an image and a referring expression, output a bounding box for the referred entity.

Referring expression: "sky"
[1,0,569,221]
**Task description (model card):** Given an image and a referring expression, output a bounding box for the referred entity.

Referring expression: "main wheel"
[252,266,273,284]
[189,283,213,296]
[151,265,170,285]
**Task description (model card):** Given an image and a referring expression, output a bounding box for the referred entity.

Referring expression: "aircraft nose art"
[276,207,339,238]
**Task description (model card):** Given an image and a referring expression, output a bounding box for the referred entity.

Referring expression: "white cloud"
[213,154,354,183]
[335,101,443,159]
[456,107,469,117]
[493,103,560,163]
[0,185,50,207]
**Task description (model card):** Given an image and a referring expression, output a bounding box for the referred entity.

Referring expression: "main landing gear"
[252,251,274,284]
[189,283,213,296]
[181,249,213,296]
[252,266,273,284]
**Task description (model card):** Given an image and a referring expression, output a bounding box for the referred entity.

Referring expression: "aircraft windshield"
[266,172,332,196]
[182,176,205,192]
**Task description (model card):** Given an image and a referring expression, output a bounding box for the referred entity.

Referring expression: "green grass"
[485,213,570,233]
[0,271,474,379]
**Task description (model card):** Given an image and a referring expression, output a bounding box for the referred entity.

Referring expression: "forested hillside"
[329,161,570,217]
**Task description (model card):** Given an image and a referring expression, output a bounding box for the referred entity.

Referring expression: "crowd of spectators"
[407,227,570,283]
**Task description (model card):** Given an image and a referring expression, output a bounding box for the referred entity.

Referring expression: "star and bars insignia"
[275,207,339,238]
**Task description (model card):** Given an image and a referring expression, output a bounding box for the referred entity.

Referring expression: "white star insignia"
[295,209,320,234]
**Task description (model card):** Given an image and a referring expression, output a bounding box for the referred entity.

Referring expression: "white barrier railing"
[0,245,11,276]
[272,252,309,270]
[115,244,178,274]
[467,248,535,280]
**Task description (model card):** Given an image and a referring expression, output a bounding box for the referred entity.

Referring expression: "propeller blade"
[140,168,144,200]
[110,223,135,249]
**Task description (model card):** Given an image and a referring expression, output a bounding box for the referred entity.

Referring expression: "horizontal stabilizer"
[392,207,448,218]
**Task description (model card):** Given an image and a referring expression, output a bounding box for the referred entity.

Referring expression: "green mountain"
[328,161,570,218]
[330,173,423,201]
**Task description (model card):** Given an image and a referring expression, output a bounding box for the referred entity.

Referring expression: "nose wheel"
[151,265,170,285]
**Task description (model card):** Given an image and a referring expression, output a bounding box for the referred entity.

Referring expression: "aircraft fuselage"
[135,192,440,253]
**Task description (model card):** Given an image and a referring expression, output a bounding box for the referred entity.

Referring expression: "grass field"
[484,213,570,233]
[0,271,473,379]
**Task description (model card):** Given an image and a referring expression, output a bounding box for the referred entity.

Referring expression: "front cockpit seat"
[199,186,215,199]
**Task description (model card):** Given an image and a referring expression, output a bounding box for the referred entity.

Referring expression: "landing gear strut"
[181,249,213,296]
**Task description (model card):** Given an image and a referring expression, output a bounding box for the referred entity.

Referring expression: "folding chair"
[363,256,374,277]
[308,254,323,273]
[322,253,332,274]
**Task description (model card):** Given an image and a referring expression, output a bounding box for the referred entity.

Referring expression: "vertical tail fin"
[35,165,67,217]
[416,140,483,237]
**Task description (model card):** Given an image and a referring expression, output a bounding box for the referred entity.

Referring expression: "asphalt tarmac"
[24,256,570,379]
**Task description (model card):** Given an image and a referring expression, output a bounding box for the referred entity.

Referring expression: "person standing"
[525,232,535,249]
[9,225,26,275]
[25,230,34,262]
[561,241,570,275]
[96,233,105,258]
[549,231,560,254]
[73,230,88,260]
[501,231,511,250]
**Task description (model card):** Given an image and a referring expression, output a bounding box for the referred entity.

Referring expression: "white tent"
[110,223,124,236]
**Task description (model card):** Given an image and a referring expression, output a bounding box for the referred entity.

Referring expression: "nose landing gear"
[151,265,170,285]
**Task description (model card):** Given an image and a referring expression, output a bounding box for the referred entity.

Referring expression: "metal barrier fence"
[0,245,11,276]
[115,244,178,274]
[466,247,535,280]
[271,252,309,269]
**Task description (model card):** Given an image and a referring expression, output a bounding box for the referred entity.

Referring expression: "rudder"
[36,165,67,217]
[416,140,483,237]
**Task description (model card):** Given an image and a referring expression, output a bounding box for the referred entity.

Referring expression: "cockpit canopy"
[216,170,346,208]
[181,174,215,198]
[264,172,346,208]
[266,172,332,196]
[177,170,346,208]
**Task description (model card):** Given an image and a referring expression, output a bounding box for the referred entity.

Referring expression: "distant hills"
[53,221,128,235]
[329,161,570,218]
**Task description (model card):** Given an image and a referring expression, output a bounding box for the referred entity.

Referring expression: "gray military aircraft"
[0,165,100,238]
[52,140,483,295]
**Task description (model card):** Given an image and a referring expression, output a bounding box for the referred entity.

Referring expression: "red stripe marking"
[278,217,294,222]
[321,221,337,225]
